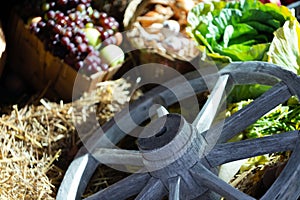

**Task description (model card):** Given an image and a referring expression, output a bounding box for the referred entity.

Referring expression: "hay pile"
[0,78,141,199]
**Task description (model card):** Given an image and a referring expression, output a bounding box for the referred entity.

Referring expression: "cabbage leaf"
[187,0,295,63]
[267,19,300,74]
[187,0,297,102]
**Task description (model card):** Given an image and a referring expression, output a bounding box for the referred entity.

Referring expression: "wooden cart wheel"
[57,61,300,200]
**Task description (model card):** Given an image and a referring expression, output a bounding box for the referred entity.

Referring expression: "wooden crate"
[7,9,121,101]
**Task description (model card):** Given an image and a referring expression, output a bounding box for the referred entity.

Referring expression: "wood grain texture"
[191,164,255,200]
[216,82,291,143]
[206,131,299,167]
[84,173,151,200]
[261,137,300,200]
[135,177,167,200]
[168,176,181,200]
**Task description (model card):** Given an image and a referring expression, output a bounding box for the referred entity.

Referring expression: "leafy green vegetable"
[267,19,300,74]
[227,84,271,103]
[187,0,295,62]
[226,95,300,174]
[226,96,300,140]
[187,0,297,103]
[239,155,270,172]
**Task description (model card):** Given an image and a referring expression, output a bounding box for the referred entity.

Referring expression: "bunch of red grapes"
[29,0,121,76]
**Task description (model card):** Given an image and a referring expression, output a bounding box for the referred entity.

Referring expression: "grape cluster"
[29,0,121,76]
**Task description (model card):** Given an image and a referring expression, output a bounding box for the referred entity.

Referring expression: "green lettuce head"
[187,0,295,63]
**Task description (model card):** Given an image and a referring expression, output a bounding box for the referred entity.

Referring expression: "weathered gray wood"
[84,173,151,200]
[138,113,211,200]
[93,148,143,167]
[168,176,181,200]
[56,153,99,200]
[135,177,167,200]
[149,104,169,120]
[206,131,299,167]
[58,61,300,200]
[287,0,300,9]
[221,61,300,99]
[261,136,300,200]
[68,64,282,159]
[138,114,203,176]
[225,70,279,86]
[191,164,255,200]
[57,71,210,199]
[76,61,290,154]
[216,82,291,143]
[193,75,229,133]
[81,70,211,151]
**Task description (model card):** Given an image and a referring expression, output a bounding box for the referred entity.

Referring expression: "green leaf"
[228,84,271,103]
[260,2,296,22]
[222,23,258,46]
[187,2,215,30]
[187,0,295,63]
[244,21,276,34]
[240,9,274,24]
[212,8,242,32]
[228,34,269,46]
[192,29,214,53]
[266,19,282,29]
[226,96,300,140]
[214,43,270,61]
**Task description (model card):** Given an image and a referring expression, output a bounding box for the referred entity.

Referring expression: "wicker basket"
[123,0,202,75]
[6,8,122,102]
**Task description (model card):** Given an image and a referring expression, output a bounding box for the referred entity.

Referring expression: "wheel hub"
[137,113,215,199]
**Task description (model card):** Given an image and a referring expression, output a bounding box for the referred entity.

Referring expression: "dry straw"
[0,78,141,199]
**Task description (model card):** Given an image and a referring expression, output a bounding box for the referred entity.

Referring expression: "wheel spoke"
[168,176,181,200]
[206,131,298,167]
[216,81,291,143]
[149,104,169,121]
[261,135,300,200]
[93,148,144,167]
[56,153,99,200]
[190,164,255,200]
[84,173,151,200]
[155,105,169,118]
[223,70,279,86]
[135,177,167,200]
[192,75,229,133]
